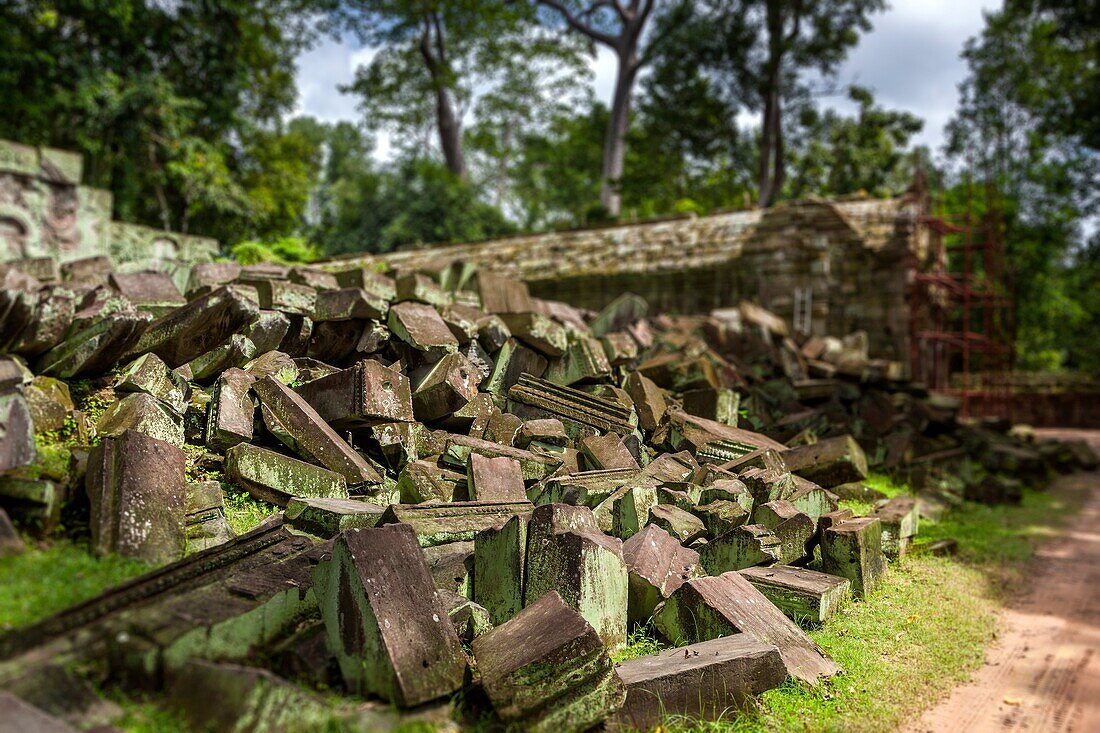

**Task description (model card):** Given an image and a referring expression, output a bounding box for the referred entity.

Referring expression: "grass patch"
[657,471,1089,733]
[223,484,279,535]
[612,622,666,663]
[0,541,151,631]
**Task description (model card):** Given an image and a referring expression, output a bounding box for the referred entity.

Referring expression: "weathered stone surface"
[515,418,569,449]
[204,368,255,452]
[225,443,348,507]
[869,495,919,559]
[624,372,667,433]
[654,571,840,684]
[594,484,658,538]
[648,503,707,545]
[474,513,529,625]
[132,285,259,367]
[472,590,626,733]
[313,287,388,322]
[753,500,815,565]
[380,501,532,547]
[499,312,567,356]
[115,353,188,415]
[443,433,562,481]
[244,350,298,385]
[109,271,186,317]
[781,435,868,488]
[821,517,886,598]
[545,332,612,385]
[96,391,184,447]
[167,660,333,733]
[35,307,150,378]
[485,338,548,400]
[524,503,629,649]
[184,333,257,382]
[0,507,26,558]
[388,301,458,358]
[313,524,467,706]
[476,271,534,314]
[185,480,235,553]
[396,459,465,503]
[439,588,492,641]
[23,376,73,433]
[693,500,749,537]
[252,279,316,316]
[412,352,480,421]
[284,496,385,537]
[294,359,414,428]
[738,565,851,624]
[0,476,60,534]
[467,453,527,502]
[242,309,291,353]
[253,375,383,488]
[581,433,640,470]
[86,430,187,563]
[608,635,786,731]
[622,525,700,623]
[699,524,781,574]
[423,539,475,596]
[508,373,637,437]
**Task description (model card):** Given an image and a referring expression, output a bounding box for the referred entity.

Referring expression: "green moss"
[0,540,151,630]
[223,484,279,535]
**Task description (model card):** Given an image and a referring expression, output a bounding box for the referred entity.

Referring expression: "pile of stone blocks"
[0,254,1096,732]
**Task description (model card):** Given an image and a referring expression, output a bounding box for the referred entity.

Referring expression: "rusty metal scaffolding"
[908,174,1016,417]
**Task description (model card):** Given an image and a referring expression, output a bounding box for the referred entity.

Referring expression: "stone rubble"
[0,255,1096,731]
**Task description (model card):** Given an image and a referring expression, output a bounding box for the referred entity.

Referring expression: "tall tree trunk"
[600,54,639,217]
[436,86,467,180]
[758,0,787,208]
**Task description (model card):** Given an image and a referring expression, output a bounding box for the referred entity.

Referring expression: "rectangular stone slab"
[738,565,851,624]
[508,374,637,436]
[471,590,626,733]
[380,501,533,547]
[131,285,259,367]
[608,635,786,731]
[467,453,528,502]
[293,359,413,427]
[442,434,562,481]
[474,514,529,625]
[204,368,255,452]
[821,517,886,598]
[781,435,869,488]
[225,443,348,507]
[869,496,919,559]
[653,572,840,684]
[252,375,383,487]
[285,497,386,538]
[313,524,466,706]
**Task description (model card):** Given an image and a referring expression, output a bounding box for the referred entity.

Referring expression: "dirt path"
[912,429,1100,733]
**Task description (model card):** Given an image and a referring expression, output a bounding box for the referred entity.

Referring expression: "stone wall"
[332,195,926,361]
[0,138,217,282]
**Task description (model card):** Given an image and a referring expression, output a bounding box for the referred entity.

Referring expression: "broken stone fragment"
[600,331,638,366]
[475,271,533,315]
[396,271,451,307]
[622,524,700,623]
[0,475,60,534]
[515,418,569,449]
[608,635,786,731]
[186,262,242,297]
[167,660,334,733]
[508,373,637,438]
[869,495,919,559]
[184,333,257,382]
[648,503,707,545]
[467,453,527,502]
[243,350,298,385]
[396,459,465,504]
[388,301,459,359]
[284,496,385,537]
[593,484,657,538]
[544,332,612,385]
[251,279,316,316]
[0,692,79,733]
[438,588,493,641]
[313,524,467,706]
[225,443,348,507]
[623,372,667,432]
[132,284,259,367]
[312,287,388,321]
[781,435,869,488]
[24,376,73,433]
[61,255,112,285]
[474,513,529,625]
[524,503,629,649]
[653,571,840,684]
[108,271,186,317]
[692,499,749,537]
[185,480,235,553]
[86,430,187,563]
[738,565,851,624]
[821,517,886,598]
[204,368,255,452]
[471,590,627,733]
[581,433,640,471]
[753,500,815,565]
[412,352,480,422]
[252,376,383,488]
[115,352,189,415]
[788,478,839,523]
[380,500,533,547]
[35,307,150,378]
[499,312,567,356]
[443,433,562,481]
[96,392,185,447]
[681,386,740,426]
[242,309,291,353]
[294,359,414,428]
[698,524,781,574]
[423,539,475,596]
[485,338,548,401]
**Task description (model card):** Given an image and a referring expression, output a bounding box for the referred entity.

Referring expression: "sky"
[294,0,999,157]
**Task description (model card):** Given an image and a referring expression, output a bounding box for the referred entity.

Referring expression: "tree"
[535,0,684,216]
[648,0,885,207]
[946,2,1099,371]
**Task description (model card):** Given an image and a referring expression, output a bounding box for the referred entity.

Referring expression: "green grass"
[0,541,151,631]
[652,471,1090,733]
[223,485,279,535]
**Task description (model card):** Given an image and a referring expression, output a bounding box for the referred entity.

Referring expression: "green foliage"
[223,486,279,536]
[231,236,318,266]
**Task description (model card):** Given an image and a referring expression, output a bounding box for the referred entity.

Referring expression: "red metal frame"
[908,170,1015,418]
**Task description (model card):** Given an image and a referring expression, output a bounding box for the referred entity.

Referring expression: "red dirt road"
[912,429,1100,733]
